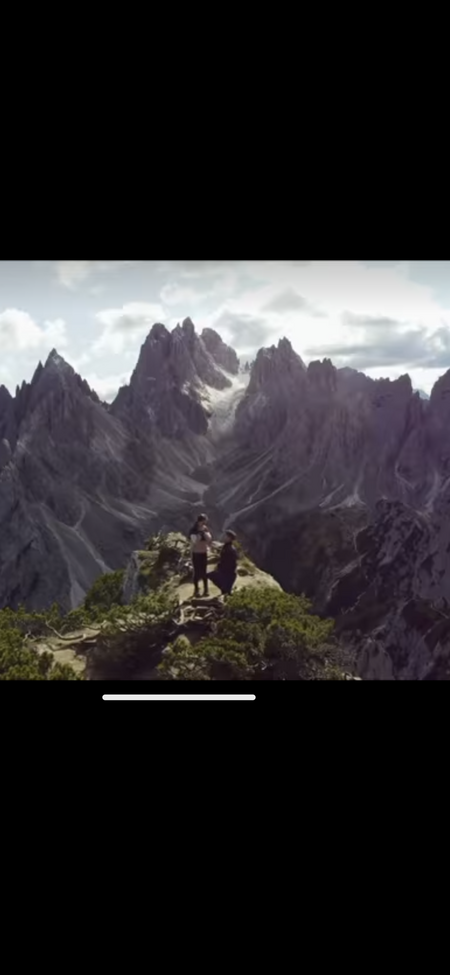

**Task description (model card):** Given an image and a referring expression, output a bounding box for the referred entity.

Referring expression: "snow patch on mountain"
[198,371,250,440]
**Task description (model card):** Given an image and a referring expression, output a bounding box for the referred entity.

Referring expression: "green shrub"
[159,587,351,681]
[48,663,81,680]
[0,624,81,680]
[89,591,177,678]
[225,587,314,627]
[84,570,125,617]
[60,606,91,633]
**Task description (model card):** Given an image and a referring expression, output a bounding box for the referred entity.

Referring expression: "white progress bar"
[103,694,256,701]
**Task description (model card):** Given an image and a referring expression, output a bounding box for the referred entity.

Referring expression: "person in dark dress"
[207,530,238,596]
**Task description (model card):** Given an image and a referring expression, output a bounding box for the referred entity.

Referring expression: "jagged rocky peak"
[307,357,337,392]
[373,373,412,396]
[182,316,195,338]
[30,349,76,388]
[13,349,101,424]
[138,323,174,378]
[149,322,170,342]
[201,327,240,375]
[112,317,233,438]
[0,386,17,448]
[249,336,306,392]
[45,348,70,369]
[337,366,372,396]
[31,361,44,386]
[426,369,450,466]
[131,318,231,393]
[279,336,304,362]
[0,384,13,407]
[234,338,307,449]
[429,368,450,409]
[44,350,99,402]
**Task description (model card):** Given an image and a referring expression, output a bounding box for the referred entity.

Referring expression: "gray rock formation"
[122,552,142,605]
[202,341,450,678]
[0,439,11,471]
[112,318,232,439]
[201,327,240,375]
[0,385,17,447]
[0,350,160,612]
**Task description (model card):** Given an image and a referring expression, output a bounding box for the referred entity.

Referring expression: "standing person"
[189,514,212,598]
[208,530,238,597]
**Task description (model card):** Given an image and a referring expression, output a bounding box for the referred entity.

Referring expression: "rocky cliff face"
[0,385,16,450]
[0,349,161,612]
[323,498,450,680]
[201,327,240,375]
[111,318,234,438]
[202,338,450,679]
[209,343,441,527]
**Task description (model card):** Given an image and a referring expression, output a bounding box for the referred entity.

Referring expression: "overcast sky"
[1,260,450,401]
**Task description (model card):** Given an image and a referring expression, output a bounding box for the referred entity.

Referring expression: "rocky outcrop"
[0,385,17,447]
[121,533,192,605]
[231,338,307,452]
[201,327,240,375]
[121,531,282,609]
[122,552,143,605]
[33,532,285,680]
[318,497,450,680]
[0,439,11,470]
[112,318,231,438]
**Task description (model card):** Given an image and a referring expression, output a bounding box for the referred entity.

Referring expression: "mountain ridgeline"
[1,317,450,679]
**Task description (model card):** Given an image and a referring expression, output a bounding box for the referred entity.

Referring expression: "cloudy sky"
[1,260,450,401]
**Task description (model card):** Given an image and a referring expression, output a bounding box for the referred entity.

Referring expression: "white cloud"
[93,301,165,355]
[62,350,93,374]
[43,318,68,348]
[0,308,68,353]
[242,261,450,337]
[84,370,131,403]
[55,260,137,290]
[0,362,13,386]
[160,281,211,307]
[16,261,450,398]
[182,261,450,393]
[205,310,273,357]
[262,288,324,316]
[175,261,240,279]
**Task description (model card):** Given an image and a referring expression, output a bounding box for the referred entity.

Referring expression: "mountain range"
[2,316,450,679]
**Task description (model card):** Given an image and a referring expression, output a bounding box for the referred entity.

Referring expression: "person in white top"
[189,513,212,598]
